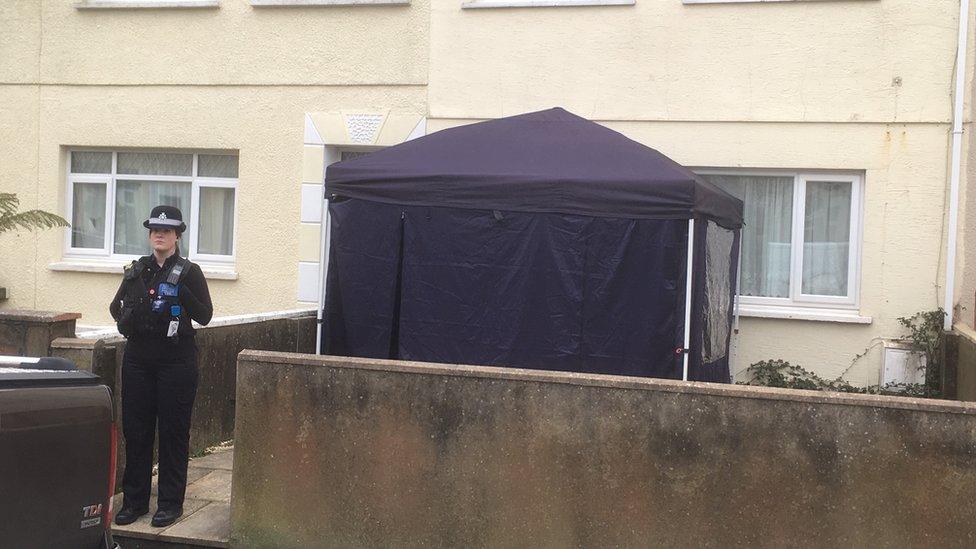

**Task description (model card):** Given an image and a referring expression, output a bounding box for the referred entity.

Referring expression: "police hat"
[143,205,187,233]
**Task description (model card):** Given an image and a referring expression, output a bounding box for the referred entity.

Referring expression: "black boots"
[151,507,183,528]
[115,505,182,528]
[114,506,148,525]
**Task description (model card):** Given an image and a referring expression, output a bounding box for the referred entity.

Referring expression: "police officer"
[109,205,213,528]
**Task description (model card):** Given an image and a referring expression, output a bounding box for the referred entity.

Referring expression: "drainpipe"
[945,0,971,331]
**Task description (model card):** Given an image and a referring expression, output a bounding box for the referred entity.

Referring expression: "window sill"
[76,1,218,8]
[49,259,238,280]
[462,0,632,8]
[737,304,872,324]
[683,0,875,3]
[250,0,408,6]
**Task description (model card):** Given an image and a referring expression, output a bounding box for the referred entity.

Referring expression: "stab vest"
[117,257,190,339]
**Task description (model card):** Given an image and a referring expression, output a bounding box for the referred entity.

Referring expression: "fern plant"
[0,193,69,234]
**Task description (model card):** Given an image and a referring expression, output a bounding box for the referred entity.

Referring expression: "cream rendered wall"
[964,138,976,328]
[0,0,428,325]
[0,2,41,312]
[0,85,40,311]
[953,0,976,331]
[41,1,427,86]
[429,0,958,123]
[961,17,976,330]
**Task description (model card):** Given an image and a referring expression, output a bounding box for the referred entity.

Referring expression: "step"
[112,446,233,548]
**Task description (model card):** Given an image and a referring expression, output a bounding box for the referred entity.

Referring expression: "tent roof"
[325,107,743,228]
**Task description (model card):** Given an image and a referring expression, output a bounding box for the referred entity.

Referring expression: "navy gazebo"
[316,108,743,383]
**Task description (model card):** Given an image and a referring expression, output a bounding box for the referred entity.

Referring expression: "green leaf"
[0,194,70,234]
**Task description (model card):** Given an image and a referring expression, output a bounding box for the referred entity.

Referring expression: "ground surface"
[112,446,233,548]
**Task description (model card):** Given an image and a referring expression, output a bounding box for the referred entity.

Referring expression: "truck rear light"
[106,422,117,530]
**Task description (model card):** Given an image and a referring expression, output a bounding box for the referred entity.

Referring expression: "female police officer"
[109,205,213,528]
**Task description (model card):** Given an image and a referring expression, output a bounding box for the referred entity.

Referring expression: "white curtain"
[704,175,794,298]
[114,180,191,255]
[198,187,235,255]
[71,182,106,248]
[802,181,851,296]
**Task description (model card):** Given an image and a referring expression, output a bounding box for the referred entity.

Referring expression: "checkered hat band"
[147,218,182,227]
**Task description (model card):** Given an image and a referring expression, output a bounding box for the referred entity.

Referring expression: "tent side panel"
[322,199,404,359]
[581,216,686,379]
[396,206,584,371]
[395,205,685,378]
[689,219,739,383]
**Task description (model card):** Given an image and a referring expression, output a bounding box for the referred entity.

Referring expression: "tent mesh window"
[701,220,736,365]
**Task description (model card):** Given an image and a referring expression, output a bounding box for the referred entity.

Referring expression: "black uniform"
[109,252,213,514]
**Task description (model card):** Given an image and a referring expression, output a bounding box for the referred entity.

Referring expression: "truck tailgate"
[0,380,114,549]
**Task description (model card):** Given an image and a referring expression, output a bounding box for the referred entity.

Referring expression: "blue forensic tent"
[318,108,743,382]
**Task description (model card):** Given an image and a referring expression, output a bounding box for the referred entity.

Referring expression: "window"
[66,150,238,263]
[338,150,373,162]
[697,171,862,310]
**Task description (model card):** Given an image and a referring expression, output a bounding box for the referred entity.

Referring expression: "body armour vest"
[117,257,189,339]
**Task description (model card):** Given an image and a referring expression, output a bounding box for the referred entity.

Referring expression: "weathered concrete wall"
[0,310,80,357]
[954,324,976,402]
[185,315,316,451]
[233,351,976,548]
[50,336,120,380]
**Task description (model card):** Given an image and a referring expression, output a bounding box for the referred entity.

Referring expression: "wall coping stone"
[240,350,976,416]
[77,308,315,339]
[0,310,82,323]
[50,337,99,350]
[954,322,976,345]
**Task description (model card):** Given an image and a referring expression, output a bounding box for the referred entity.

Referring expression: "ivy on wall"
[739,309,946,398]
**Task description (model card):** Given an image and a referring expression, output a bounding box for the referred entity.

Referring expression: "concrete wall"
[0,310,81,356]
[954,324,976,402]
[232,351,976,548]
[1,0,974,385]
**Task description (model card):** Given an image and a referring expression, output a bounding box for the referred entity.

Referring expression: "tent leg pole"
[732,232,743,380]
[315,198,332,356]
[682,219,695,382]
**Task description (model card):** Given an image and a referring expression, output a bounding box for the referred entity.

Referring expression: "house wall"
[1,0,973,385]
[962,75,976,331]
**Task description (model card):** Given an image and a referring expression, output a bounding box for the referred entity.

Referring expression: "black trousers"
[120,341,199,512]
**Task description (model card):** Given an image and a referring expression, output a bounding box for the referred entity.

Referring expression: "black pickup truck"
[0,356,118,549]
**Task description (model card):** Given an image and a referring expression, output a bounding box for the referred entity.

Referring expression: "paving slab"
[187,448,234,471]
[152,467,211,495]
[160,502,231,546]
[112,447,234,548]
[183,470,233,503]
[112,496,209,538]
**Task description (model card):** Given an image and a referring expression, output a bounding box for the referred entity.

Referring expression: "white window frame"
[75,1,219,10]
[65,149,238,267]
[695,169,864,312]
[462,0,632,8]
